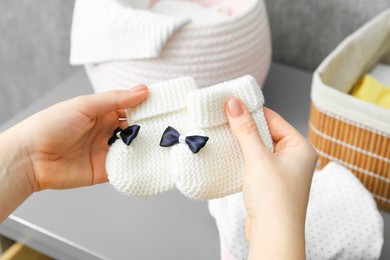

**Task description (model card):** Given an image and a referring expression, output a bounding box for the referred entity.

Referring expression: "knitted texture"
[70,0,271,90]
[106,75,272,199]
[106,77,197,196]
[172,76,273,199]
[209,162,384,259]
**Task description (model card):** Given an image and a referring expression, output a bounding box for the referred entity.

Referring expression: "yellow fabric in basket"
[351,74,390,109]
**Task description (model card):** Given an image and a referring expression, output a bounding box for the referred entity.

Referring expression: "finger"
[225,98,271,163]
[116,109,129,129]
[118,121,128,129]
[116,109,127,119]
[75,85,148,117]
[263,107,300,143]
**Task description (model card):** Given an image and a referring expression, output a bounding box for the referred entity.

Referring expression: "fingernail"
[129,85,147,93]
[227,98,244,117]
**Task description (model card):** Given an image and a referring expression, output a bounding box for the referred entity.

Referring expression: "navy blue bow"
[160,126,209,154]
[108,125,141,146]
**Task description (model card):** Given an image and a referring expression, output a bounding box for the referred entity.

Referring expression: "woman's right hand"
[225,98,317,260]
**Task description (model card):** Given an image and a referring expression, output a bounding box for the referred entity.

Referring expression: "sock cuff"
[186,75,264,128]
[129,77,198,122]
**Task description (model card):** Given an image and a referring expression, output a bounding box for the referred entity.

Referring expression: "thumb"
[225,98,271,164]
[72,85,148,118]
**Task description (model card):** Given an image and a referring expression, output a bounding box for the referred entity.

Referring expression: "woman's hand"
[21,86,148,191]
[0,86,147,222]
[225,98,317,259]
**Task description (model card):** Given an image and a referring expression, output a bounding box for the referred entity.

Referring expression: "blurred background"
[1,0,390,125]
[0,0,76,125]
[1,0,390,258]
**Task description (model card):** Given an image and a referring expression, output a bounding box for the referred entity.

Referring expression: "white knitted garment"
[106,75,272,199]
[209,162,384,260]
[70,0,271,90]
[106,77,197,196]
[173,76,273,199]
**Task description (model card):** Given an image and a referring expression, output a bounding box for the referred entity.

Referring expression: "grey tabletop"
[0,63,389,259]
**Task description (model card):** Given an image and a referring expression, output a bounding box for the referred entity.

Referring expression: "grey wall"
[0,0,76,125]
[1,0,389,126]
[265,0,390,71]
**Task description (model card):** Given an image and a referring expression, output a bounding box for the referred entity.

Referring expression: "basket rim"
[311,8,390,134]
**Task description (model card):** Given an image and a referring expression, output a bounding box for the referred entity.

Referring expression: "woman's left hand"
[12,86,148,191]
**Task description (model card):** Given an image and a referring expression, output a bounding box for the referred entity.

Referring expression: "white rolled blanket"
[70,0,272,91]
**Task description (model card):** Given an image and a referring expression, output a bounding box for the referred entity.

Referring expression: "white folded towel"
[70,0,271,91]
[209,162,384,259]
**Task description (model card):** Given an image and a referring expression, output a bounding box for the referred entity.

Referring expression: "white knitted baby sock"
[106,77,197,196]
[170,75,274,200]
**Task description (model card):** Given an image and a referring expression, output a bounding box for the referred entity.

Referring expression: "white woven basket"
[70,0,271,91]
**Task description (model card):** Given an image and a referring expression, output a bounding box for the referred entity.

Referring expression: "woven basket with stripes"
[309,9,390,211]
[309,104,390,210]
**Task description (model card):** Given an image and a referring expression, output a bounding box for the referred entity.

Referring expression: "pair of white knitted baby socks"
[106,75,273,200]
